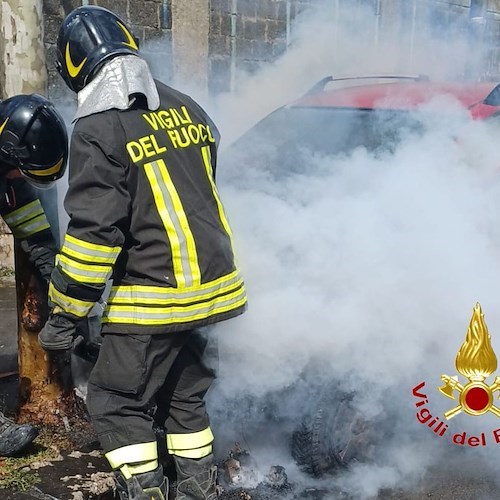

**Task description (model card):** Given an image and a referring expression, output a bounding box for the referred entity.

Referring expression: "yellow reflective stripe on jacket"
[105,441,158,470]
[11,214,50,239]
[2,200,43,227]
[108,270,243,305]
[2,200,50,238]
[57,254,112,285]
[48,283,96,318]
[103,285,247,325]
[144,159,201,288]
[201,146,233,239]
[166,428,214,458]
[62,234,121,264]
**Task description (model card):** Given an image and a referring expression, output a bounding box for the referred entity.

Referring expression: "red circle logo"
[464,386,490,411]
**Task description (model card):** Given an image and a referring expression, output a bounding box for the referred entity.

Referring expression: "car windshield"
[220,106,426,179]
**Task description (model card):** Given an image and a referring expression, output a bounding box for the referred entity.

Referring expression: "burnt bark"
[15,240,80,428]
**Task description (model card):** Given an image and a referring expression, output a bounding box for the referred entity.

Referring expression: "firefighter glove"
[38,314,79,351]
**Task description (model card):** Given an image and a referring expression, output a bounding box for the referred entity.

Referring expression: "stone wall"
[41,0,310,97]
[40,0,500,98]
[0,219,13,273]
[43,0,171,102]
[208,0,312,93]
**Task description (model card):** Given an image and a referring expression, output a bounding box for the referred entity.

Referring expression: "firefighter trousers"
[86,329,216,457]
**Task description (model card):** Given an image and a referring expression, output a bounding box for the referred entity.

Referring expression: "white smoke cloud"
[201,2,500,498]
[217,116,500,385]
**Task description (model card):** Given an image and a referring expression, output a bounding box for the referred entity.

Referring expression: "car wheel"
[291,389,376,477]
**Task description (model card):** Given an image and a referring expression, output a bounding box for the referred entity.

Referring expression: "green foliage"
[0,464,40,491]
[0,434,59,492]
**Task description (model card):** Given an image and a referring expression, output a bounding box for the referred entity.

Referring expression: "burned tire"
[291,389,375,477]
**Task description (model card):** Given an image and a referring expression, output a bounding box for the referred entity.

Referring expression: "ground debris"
[262,466,289,490]
[219,488,254,499]
[29,460,55,470]
[220,443,257,486]
[218,444,294,500]
[64,470,115,495]
[215,443,354,500]
[0,443,114,499]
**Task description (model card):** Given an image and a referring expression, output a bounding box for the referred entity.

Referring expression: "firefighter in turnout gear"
[39,6,247,499]
[0,94,68,456]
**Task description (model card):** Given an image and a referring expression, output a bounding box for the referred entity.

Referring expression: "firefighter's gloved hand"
[38,314,80,352]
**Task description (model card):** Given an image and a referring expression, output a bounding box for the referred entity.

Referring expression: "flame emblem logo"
[439,303,500,419]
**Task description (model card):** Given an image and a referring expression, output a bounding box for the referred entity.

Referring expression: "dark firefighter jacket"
[0,174,58,283]
[49,81,247,335]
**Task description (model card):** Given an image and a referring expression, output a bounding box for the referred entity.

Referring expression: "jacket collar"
[74,55,160,122]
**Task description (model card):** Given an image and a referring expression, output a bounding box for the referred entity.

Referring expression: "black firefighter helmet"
[56,5,139,93]
[0,94,68,186]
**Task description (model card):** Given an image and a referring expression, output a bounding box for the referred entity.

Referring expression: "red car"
[297,76,500,119]
[221,75,500,182]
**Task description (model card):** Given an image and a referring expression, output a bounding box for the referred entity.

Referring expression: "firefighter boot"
[0,411,39,457]
[114,465,168,500]
[174,454,218,500]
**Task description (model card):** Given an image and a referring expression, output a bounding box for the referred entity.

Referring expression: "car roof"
[292,77,500,120]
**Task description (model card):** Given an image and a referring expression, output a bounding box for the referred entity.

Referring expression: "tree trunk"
[15,243,77,427]
[0,0,79,429]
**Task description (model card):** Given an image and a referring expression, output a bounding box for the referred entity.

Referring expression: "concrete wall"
[171,0,210,90]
